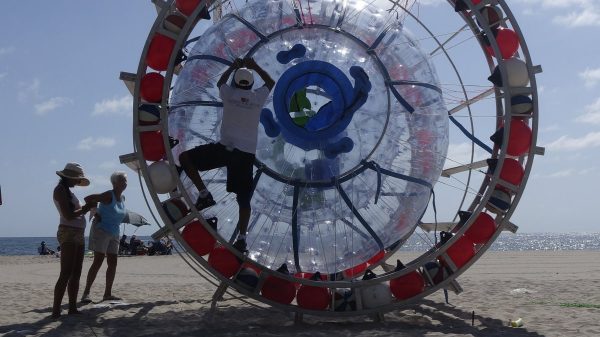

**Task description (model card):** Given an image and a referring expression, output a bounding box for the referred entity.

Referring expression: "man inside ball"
[179,57,275,254]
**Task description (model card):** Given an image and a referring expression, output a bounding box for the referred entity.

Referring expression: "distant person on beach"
[80,172,127,303]
[129,235,141,255]
[148,238,172,256]
[119,234,130,255]
[38,241,54,255]
[51,163,94,318]
[179,57,274,253]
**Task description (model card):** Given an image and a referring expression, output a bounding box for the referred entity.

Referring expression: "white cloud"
[517,0,600,27]
[86,174,112,189]
[77,137,117,151]
[18,78,40,102]
[99,161,119,170]
[518,0,594,9]
[580,68,600,87]
[540,124,560,132]
[554,9,600,27]
[17,79,74,115]
[537,85,546,94]
[0,46,15,56]
[541,167,596,178]
[444,142,488,169]
[578,167,597,175]
[575,97,600,124]
[34,97,73,115]
[92,95,132,116]
[377,0,443,11]
[545,131,600,151]
[547,169,575,178]
[413,0,444,6]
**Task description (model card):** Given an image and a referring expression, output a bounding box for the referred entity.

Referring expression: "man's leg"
[232,192,252,253]
[227,149,255,253]
[179,144,226,209]
[179,150,208,192]
[237,207,251,237]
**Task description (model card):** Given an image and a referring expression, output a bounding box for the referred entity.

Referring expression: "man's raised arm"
[217,58,244,88]
[244,58,275,91]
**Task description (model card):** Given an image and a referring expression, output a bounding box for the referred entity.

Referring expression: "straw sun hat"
[56,162,90,186]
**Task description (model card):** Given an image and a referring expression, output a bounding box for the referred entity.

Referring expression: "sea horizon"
[1,232,599,256]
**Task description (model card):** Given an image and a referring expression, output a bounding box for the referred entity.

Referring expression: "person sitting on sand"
[38,241,54,255]
[129,235,141,255]
[80,171,128,303]
[163,238,173,255]
[119,234,130,255]
[148,238,171,256]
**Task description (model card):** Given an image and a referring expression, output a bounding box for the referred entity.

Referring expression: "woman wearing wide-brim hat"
[51,162,94,318]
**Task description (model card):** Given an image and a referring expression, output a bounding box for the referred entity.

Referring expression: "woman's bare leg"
[103,254,118,299]
[52,243,77,318]
[82,252,105,296]
[67,244,85,314]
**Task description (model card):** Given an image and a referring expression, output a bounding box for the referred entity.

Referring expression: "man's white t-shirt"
[219,84,270,154]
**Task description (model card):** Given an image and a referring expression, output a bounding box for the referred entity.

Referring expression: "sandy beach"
[1,250,599,337]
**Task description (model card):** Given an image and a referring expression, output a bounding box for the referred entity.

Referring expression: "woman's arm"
[84,191,113,223]
[53,185,93,221]
[84,191,113,205]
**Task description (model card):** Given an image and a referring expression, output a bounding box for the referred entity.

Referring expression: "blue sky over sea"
[0,0,599,237]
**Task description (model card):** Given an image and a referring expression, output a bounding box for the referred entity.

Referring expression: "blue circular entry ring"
[272,60,356,151]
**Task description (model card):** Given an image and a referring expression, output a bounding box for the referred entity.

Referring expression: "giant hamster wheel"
[123,0,542,317]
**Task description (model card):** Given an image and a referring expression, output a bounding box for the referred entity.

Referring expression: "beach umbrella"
[122,210,151,227]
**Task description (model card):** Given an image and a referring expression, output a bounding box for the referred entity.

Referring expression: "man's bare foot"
[68,309,82,315]
[51,311,61,319]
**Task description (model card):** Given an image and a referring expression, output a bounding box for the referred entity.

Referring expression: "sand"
[1,250,599,337]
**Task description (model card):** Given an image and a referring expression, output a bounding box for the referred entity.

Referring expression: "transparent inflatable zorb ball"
[169,0,448,275]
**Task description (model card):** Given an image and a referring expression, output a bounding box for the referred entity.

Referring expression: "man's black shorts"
[185,143,255,197]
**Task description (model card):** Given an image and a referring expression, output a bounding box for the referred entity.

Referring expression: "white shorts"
[89,222,120,255]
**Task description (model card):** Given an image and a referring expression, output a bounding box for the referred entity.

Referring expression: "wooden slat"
[441,160,488,177]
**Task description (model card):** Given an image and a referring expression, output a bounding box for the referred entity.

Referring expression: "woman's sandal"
[80,293,92,304]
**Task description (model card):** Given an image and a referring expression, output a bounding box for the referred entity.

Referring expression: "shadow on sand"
[0,298,546,337]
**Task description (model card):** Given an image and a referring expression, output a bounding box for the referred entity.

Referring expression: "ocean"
[1,233,599,256]
[0,236,154,256]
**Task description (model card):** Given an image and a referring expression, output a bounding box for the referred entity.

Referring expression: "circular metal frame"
[126,0,541,318]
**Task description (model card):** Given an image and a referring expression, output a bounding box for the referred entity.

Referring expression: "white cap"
[234,68,254,87]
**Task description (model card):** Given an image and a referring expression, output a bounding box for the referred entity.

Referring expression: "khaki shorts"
[89,223,120,255]
[57,225,85,246]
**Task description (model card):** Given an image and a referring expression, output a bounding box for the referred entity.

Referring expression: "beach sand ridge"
[1,251,599,336]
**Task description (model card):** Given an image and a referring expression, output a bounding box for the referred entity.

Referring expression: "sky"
[0,0,599,237]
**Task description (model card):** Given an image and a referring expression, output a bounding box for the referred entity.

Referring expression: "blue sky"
[0,0,599,237]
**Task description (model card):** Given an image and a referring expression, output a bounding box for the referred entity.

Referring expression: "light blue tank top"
[97,191,126,236]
